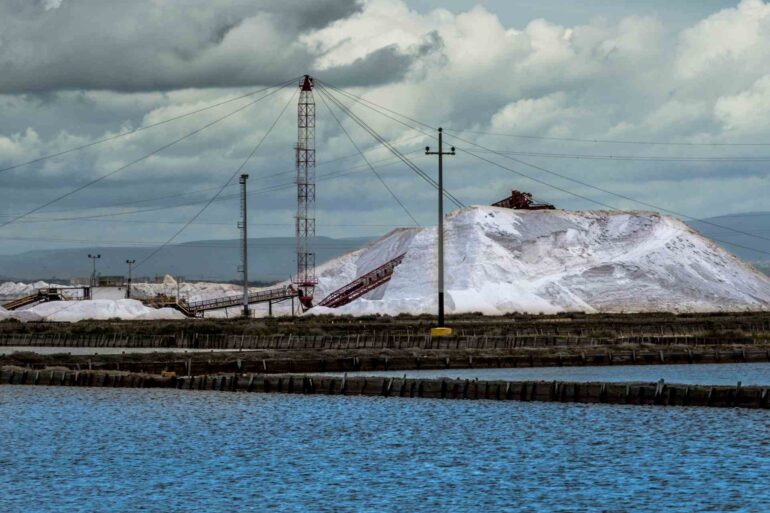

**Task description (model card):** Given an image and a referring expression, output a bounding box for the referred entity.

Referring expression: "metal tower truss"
[294,75,317,309]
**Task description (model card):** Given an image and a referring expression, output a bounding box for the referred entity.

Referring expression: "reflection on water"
[340,362,770,386]
[1,386,768,513]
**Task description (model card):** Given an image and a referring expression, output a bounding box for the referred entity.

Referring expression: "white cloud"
[489,93,584,135]
[715,74,770,132]
[42,0,63,10]
[676,0,770,82]
[2,0,770,256]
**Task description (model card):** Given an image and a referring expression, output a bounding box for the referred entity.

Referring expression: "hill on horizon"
[685,211,770,274]
[2,210,770,283]
[0,236,373,283]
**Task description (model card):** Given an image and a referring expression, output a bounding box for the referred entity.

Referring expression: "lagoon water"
[341,362,770,386]
[1,386,768,512]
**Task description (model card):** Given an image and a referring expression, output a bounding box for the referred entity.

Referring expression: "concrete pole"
[425,128,455,331]
[240,174,250,318]
[437,128,445,327]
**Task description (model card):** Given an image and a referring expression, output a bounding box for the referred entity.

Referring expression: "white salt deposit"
[130,275,243,302]
[252,206,770,316]
[0,280,59,298]
[3,206,770,319]
[0,299,184,322]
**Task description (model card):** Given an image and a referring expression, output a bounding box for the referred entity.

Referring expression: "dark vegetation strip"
[3,344,769,375]
[2,312,770,340]
[2,367,767,410]
[0,331,763,350]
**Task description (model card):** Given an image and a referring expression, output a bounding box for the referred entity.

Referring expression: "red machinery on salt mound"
[492,190,555,210]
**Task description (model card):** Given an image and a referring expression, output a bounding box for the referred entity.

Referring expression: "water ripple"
[1,387,768,512]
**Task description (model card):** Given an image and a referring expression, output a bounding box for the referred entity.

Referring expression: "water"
[338,362,770,386]
[1,387,768,513]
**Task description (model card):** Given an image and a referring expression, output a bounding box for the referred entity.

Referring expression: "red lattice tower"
[293,75,317,309]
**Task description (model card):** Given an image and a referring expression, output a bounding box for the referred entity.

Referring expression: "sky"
[0,0,769,261]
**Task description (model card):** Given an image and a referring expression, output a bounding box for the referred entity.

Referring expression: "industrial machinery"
[143,285,299,318]
[492,190,555,210]
[1,286,91,310]
[317,253,406,309]
[293,75,317,310]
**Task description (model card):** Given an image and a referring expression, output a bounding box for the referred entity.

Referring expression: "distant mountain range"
[0,236,373,283]
[1,211,769,283]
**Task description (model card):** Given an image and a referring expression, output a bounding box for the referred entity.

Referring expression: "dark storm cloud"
[0,0,372,93]
[322,30,444,86]
[323,45,420,87]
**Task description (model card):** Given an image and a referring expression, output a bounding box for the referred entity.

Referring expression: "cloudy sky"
[1,0,769,261]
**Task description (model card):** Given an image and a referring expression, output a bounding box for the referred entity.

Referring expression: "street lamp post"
[87,254,101,288]
[126,259,136,298]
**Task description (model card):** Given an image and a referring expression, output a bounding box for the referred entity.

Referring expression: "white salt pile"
[255,206,770,316]
[0,280,58,298]
[0,299,184,322]
[130,275,243,302]
[3,206,770,319]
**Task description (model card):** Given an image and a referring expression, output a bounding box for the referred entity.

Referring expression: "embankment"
[3,345,770,375]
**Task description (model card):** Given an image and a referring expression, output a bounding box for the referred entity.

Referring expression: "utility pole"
[87,254,101,288]
[239,174,250,318]
[425,128,455,335]
[125,259,135,298]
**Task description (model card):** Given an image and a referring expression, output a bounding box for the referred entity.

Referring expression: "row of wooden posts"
[0,331,759,350]
[11,347,770,376]
[1,367,767,409]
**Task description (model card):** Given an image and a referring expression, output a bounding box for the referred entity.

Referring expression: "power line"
[0,150,424,223]
[443,128,770,147]
[0,234,380,248]
[317,88,420,226]
[471,149,770,163]
[318,79,770,252]
[317,79,770,259]
[0,77,300,175]
[444,131,770,246]
[318,82,467,210]
[318,81,626,212]
[317,84,464,209]
[317,79,433,132]
[11,218,417,227]
[0,82,291,230]
[0,133,428,218]
[133,87,298,270]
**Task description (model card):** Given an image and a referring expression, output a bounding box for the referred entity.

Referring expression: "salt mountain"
[293,206,770,316]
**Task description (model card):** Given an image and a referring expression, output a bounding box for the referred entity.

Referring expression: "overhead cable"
[317,84,464,208]
[319,79,770,250]
[0,77,300,175]
[0,82,291,230]
[133,88,298,270]
[317,88,421,226]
